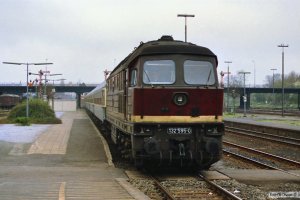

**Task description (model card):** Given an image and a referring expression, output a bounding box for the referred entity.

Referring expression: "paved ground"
[224,114,300,131]
[0,110,149,200]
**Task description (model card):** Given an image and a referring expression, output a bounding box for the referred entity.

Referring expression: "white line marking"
[59,182,66,200]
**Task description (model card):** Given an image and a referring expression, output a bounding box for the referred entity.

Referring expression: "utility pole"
[270,68,277,108]
[252,60,256,87]
[239,71,251,117]
[270,68,277,94]
[278,44,288,117]
[224,61,232,112]
[177,14,195,42]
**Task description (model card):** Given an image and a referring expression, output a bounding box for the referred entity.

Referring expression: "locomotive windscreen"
[143,60,175,84]
[183,60,215,85]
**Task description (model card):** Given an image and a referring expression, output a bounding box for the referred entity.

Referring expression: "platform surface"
[0,110,149,200]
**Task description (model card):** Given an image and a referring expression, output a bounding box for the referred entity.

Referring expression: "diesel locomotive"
[84,35,224,168]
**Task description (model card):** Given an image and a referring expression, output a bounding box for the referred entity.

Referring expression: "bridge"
[0,85,299,109]
[0,85,96,108]
[224,87,300,110]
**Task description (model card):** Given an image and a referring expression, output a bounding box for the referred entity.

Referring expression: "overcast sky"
[1,0,299,86]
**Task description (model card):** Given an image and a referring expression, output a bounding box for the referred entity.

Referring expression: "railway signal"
[224,61,232,112]
[239,71,251,117]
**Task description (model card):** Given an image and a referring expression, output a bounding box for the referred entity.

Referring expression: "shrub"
[15,117,30,126]
[7,99,61,124]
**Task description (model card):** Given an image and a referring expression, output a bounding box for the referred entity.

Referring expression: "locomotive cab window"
[184,60,215,85]
[143,60,175,85]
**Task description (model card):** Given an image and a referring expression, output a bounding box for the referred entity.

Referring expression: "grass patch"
[0,117,9,124]
[7,99,61,125]
[223,112,244,118]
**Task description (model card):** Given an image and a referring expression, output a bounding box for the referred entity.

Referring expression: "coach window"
[184,60,215,85]
[130,69,137,86]
[143,60,175,84]
[112,77,115,92]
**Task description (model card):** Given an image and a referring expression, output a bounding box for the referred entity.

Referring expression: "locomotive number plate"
[167,127,192,134]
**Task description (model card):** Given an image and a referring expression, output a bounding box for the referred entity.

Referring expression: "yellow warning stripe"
[131,115,223,123]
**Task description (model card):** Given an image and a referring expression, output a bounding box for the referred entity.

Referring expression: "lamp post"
[239,71,251,117]
[48,78,65,110]
[224,61,232,112]
[177,14,195,42]
[43,72,61,99]
[278,44,288,117]
[45,73,62,99]
[3,62,53,118]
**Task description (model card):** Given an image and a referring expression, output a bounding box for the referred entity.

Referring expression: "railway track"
[223,141,300,178]
[236,108,300,117]
[225,126,300,148]
[153,175,243,200]
[127,171,242,200]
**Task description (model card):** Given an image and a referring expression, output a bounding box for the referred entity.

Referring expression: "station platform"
[218,169,300,185]
[0,110,150,200]
[224,114,300,132]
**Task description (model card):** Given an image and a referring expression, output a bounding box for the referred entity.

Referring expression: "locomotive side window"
[184,60,215,85]
[143,60,175,84]
[130,69,137,86]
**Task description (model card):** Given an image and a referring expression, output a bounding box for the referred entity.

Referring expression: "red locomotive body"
[132,88,223,117]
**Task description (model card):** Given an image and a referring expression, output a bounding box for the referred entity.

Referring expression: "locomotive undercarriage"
[114,123,224,169]
[86,108,223,169]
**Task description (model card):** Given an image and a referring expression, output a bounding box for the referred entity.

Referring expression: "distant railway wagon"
[0,94,20,109]
[84,35,224,168]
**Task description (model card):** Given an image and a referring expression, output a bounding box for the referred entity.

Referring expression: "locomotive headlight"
[173,93,188,106]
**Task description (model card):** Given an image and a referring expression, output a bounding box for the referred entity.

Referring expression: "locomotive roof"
[109,35,218,76]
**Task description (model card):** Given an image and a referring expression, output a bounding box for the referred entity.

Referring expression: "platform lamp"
[277,44,288,117]
[177,14,195,42]
[45,73,62,99]
[49,78,66,110]
[239,71,251,117]
[2,62,53,118]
